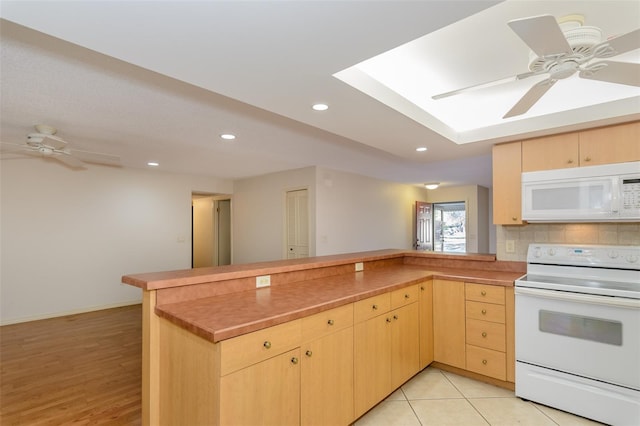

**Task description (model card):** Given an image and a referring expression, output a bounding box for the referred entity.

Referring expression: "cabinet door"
[354,314,391,419]
[433,279,466,369]
[579,122,640,166]
[492,142,524,225]
[301,327,354,426]
[419,280,434,369]
[391,303,420,390]
[522,133,579,171]
[220,348,301,426]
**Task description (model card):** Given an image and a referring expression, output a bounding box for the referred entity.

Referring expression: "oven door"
[515,286,640,390]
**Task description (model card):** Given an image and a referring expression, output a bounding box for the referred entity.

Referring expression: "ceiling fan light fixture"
[425,182,439,190]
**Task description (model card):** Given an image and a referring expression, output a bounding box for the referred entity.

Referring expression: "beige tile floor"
[354,367,604,426]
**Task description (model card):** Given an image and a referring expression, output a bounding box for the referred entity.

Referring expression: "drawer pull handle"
[386,318,392,323]
[482,359,488,365]
[305,350,313,357]
[482,332,487,338]
[291,357,299,365]
[372,304,378,310]
[481,290,487,296]
[481,309,487,315]
[263,341,272,349]
[327,319,334,326]
[404,294,410,299]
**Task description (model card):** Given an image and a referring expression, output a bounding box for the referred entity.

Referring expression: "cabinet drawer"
[220,319,301,376]
[390,284,419,309]
[354,293,390,323]
[466,300,505,324]
[466,319,505,352]
[465,283,505,305]
[466,344,506,381]
[301,303,353,342]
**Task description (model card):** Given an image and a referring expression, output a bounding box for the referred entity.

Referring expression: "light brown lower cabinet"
[155,280,512,425]
[354,286,420,419]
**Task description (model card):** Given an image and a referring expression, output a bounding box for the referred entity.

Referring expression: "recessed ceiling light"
[220,134,236,140]
[425,182,439,190]
[416,147,427,152]
[312,103,329,111]
[147,162,159,167]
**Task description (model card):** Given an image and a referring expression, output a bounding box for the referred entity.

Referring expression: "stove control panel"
[528,244,640,269]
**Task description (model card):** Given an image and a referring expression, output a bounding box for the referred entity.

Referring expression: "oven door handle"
[515,286,640,309]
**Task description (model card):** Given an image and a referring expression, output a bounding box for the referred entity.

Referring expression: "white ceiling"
[1,1,638,189]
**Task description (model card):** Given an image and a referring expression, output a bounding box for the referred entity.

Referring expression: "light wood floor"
[1,305,142,425]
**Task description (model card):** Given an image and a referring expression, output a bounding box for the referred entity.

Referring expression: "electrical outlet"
[355,262,364,272]
[506,240,516,253]
[256,275,271,288]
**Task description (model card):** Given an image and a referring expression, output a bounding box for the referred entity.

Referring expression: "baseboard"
[0,299,142,326]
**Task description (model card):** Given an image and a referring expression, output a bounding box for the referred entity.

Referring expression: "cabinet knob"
[372,304,378,310]
[386,317,392,323]
[481,309,487,315]
[567,159,573,164]
[404,294,410,299]
[393,315,399,320]
[327,319,334,326]
[512,216,518,221]
[482,332,487,338]
[420,286,425,291]
[584,156,591,162]
[291,357,299,365]
[263,341,272,349]
[482,359,488,365]
[481,290,486,296]
[305,350,313,357]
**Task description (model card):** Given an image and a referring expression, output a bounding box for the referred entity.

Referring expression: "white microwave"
[522,162,640,222]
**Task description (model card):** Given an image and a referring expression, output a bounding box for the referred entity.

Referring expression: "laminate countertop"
[154,264,524,343]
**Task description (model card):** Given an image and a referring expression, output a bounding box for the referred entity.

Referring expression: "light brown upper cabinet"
[492,142,524,225]
[522,122,639,172]
[579,121,639,166]
[522,133,580,172]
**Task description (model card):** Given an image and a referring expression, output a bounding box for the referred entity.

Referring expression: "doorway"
[285,188,309,259]
[192,193,231,267]
[433,202,466,253]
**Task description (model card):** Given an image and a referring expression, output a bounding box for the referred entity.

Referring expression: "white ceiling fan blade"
[432,70,542,100]
[508,15,572,57]
[70,149,121,166]
[593,29,640,58]
[503,79,557,119]
[0,142,28,153]
[579,61,640,87]
[52,152,86,169]
[41,135,68,150]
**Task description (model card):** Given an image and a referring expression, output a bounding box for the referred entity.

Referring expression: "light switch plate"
[256,275,271,288]
[506,240,516,253]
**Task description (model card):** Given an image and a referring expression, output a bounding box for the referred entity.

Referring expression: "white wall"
[0,159,232,324]
[315,167,429,256]
[232,167,316,264]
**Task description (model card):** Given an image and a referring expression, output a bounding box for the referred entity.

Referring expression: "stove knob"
[548,248,556,256]
[607,250,619,259]
[533,248,542,258]
[626,254,639,264]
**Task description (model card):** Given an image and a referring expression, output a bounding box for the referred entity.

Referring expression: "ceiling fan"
[0,124,120,169]
[432,14,640,118]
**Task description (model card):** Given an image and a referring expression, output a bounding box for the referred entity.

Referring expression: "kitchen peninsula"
[123,250,525,426]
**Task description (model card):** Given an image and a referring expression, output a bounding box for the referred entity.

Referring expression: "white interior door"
[286,189,309,259]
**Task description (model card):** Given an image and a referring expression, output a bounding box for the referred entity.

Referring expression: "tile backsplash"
[496,223,640,261]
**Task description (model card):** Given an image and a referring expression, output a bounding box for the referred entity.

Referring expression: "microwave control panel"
[621,177,640,211]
